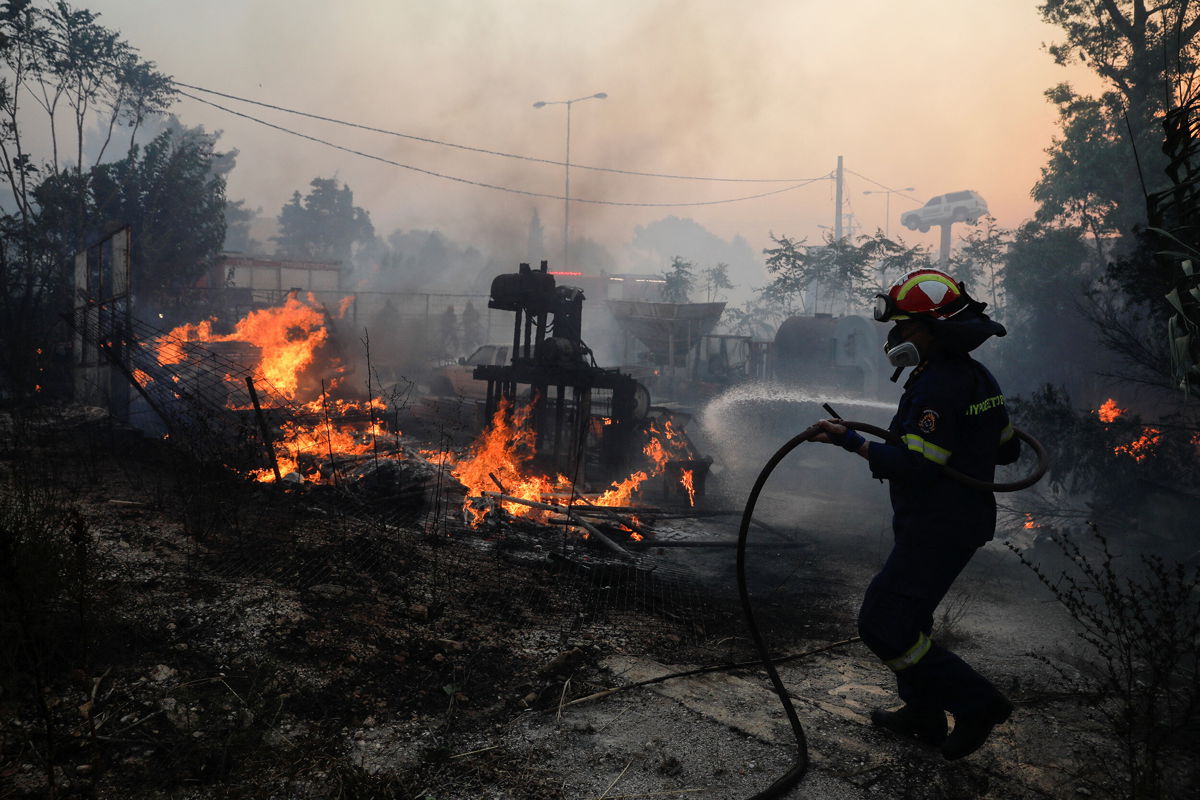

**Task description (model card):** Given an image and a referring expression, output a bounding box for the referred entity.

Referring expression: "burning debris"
[128,291,407,485]
[431,399,703,530]
[99,268,715,554]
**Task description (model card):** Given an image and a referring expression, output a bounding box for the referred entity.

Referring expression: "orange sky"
[81,0,1104,268]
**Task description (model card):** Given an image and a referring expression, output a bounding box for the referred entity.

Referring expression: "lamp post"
[533,92,607,271]
[863,187,915,238]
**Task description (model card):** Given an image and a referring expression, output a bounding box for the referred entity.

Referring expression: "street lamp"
[863,187,915,237]
[533,92,607,271]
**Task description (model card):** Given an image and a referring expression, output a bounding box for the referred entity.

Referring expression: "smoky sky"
[64,1,1102,266]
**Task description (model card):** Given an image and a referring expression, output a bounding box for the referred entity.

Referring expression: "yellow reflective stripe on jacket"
[901,433,952,465]
[885,632,932,672]
[999,424,1015,444]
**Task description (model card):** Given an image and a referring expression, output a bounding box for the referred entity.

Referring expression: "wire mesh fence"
[66,308,722,652]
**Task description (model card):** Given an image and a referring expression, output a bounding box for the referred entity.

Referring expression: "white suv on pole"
[900,190,988,232]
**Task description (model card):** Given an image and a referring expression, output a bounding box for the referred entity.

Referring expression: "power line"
[174,81,821,184]
[10,32,834,207]
[178,90,832,208]
[845,168,921,204]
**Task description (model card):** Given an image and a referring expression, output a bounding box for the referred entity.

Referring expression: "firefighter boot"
[869,705,948,747]
[941,695,1013,760]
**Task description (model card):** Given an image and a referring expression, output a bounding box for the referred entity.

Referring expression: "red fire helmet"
[874,269,968,322]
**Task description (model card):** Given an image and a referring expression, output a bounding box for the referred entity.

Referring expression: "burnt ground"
[0,404,1177,799]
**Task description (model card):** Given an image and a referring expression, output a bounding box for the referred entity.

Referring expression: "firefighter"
[815,268,1020,760]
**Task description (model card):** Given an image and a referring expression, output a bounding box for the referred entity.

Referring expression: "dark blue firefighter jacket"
[866,351,1021,548]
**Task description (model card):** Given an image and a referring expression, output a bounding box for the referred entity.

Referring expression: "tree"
[1028,2,1200,398]
[722,296,782,340]
[33,123,228,300]
[1037,1,1200,231]
[438,305,458,357]
[761,231,926,316]
[1039,1,1200,152]
[0,2,177,398]
[659,255,694,303]
[948,215,1011,316]
[273,177,374,264]
[1032,85,1141,244]
[5,1,175,172]
[759,234,812,316]
[569,236,615,274]
[460,300,483,353]
[700,262,734,302]
[998,222,1102,396]
[223,198,259,253]
[858,232,935,296]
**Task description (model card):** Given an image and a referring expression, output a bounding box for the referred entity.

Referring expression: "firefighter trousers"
[857,540,1005,716]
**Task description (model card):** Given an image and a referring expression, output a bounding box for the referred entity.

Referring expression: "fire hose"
[735,418,1048,800]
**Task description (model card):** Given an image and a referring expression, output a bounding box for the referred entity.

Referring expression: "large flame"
[448,398,572,526]
[148,294,704,520]
[447,402,699,527]
[247,395,391,483]
[157,292,340,399]
[148,294,398,484]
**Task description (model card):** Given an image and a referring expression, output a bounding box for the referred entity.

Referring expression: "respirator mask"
[883,325,922,368]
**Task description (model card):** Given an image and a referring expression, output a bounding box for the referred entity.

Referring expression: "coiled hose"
[735,420,1048,799]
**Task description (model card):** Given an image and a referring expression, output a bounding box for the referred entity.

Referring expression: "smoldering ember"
[2,4,1200,800]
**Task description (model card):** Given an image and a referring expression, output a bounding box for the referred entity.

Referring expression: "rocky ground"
[0,404,1180,799]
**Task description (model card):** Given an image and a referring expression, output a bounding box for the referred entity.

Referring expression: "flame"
[450,398,572,526]
[1023,513,1040,529]
[1097,399,1161,464]
[448,405,700,526]
[642,420,691,470]
[146,295,402,485]
[246,392,394,483]
[643,437,668,472]
[641,420,699,505]
[146,288,706,515]
[1097,398,1125,423]
[593,471,649,508]
[1114,427,1161,462]
[419,449,457,466]
[156,292,340,399]
[132,368,153,387]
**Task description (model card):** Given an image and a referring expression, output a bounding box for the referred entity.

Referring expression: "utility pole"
[834,155,844,241]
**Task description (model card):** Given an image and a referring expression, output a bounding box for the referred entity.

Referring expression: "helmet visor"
[874,294,909,322]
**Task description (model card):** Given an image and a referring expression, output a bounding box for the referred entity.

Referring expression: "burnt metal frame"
[480,261,640,482]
